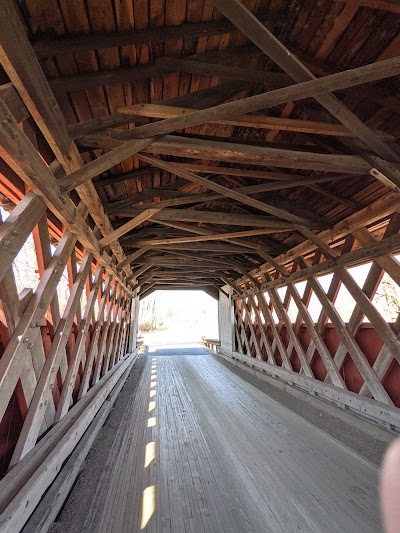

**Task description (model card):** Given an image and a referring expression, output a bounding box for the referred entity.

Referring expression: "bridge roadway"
[54,345,383,532]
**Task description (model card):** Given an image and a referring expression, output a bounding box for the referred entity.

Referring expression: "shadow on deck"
[148,343,210,357]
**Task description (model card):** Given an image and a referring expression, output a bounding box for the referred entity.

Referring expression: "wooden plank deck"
[94,347,382,533]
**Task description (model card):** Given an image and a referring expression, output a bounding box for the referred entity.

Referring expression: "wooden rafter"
[99,209,162,247]
[135,228,291,246]
[119,103,394,139]
[32,19,236,58]
[120,207,303,228]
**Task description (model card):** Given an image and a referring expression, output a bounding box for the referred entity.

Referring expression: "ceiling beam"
[148,276,223,282]
[146,243,262,253]
[79,133,371,174]
[60,136,156,192]
[120,207,305,228]
[120,228,179,243]
[127,261,155,282]
[306,183,359,210]
[105,181,192,214]
[143,252,256,264]
[119,103,393,140]
[68,113,138,140]
[220,275,241,294]
[146,250,236,265]
[117,247,152,271]
[139,284,156,299]
[93,166,159,188]
[146,280,221,286]
[142,136,371,174]
[204,287,220,300]
[48,46,269,94]
[47,50,289,94]
[175,163,314,180]
[122,179,189,205]
[32,19,236,58]
[145,268,221,274]
[99,209,162,247]
[135,258,240,268]
[155,57,292,87]
[135,228,293,246]
[50,64,162,94]
[131,273,154,291]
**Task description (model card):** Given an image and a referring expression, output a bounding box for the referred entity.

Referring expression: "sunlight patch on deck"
[144,442,156,468]
[140,486,155,529]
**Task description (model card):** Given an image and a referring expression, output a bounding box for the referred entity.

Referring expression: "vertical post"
[218,285,235,351]
[128,291,140,352]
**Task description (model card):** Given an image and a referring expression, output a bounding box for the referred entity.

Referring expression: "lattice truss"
[0,194,135,474]
[232,210,400,408]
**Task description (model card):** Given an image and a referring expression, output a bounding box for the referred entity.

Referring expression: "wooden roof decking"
[1,0,400,295]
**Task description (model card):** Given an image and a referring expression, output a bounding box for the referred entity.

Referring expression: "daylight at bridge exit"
[0,0,400,531]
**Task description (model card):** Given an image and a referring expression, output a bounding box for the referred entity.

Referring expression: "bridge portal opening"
[138,290,219,349]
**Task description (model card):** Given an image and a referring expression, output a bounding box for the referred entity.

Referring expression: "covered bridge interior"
[0,0,400,530]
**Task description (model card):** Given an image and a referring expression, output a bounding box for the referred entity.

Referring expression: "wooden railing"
[217,347,400,432]
[202,337,221,352]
